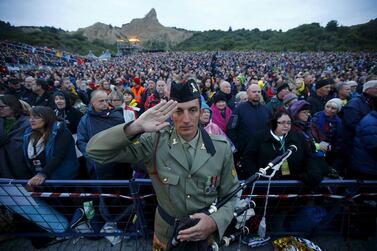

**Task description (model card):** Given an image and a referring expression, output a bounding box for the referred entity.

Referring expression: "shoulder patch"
[232,166,238,178]
[132,140,141,145]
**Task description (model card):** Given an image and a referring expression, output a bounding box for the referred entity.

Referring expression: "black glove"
[166,216,208,251]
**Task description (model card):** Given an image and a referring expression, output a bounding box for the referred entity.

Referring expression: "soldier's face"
[172,99,200,141]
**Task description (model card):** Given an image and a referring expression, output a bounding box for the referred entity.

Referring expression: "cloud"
[0,0,376,31]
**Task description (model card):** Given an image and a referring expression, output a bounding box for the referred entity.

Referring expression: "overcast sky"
[0,0,376,32]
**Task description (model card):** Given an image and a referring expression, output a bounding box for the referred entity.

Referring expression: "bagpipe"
[166,146,297,251]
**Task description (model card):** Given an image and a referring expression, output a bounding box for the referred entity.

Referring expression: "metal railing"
[0,178,376,241]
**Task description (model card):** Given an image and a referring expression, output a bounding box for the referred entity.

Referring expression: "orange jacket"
[132,85,145,104]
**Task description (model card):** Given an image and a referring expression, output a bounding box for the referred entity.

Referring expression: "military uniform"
[87,123,239,245]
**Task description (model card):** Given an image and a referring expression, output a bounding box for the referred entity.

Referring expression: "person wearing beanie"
[326,98,343,112]
[362,79,377,94]
[131,76,145,104]
[211,92,233,133]
[231,75,246,96]
[266,83,290,113]
[307,78,332,115]
[311,98,343,173]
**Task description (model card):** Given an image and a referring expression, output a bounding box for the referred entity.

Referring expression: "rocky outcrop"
[76,8,193,49]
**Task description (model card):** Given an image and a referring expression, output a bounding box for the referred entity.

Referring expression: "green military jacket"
[86,123,239,245]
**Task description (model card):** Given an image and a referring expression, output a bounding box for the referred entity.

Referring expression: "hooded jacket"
[77,106,124,174]
[351,111,377,176]
[53,91,83,134]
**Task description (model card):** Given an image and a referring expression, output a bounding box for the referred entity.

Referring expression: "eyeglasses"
[300,111,311,115]
[277,121,292,125]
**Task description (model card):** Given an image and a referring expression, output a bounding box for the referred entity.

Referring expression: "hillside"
[0,8,193,55]
[175,19,377,51]
[1,13,376,55]
[0,21,115,55]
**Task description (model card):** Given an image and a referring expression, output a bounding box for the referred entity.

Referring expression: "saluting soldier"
[86,80,239,250]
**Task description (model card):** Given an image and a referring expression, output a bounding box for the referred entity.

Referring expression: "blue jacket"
[23,122,79,179]
[77,106,124,173]
[351,111,377,176]
[342,95,371,144]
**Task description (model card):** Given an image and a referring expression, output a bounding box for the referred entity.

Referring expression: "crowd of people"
[1,42,377,183]
[1,40,377,247]
[0,41,82,70]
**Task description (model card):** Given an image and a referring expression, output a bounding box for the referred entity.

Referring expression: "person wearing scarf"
[23,106,79,185]
[210,92,232,133]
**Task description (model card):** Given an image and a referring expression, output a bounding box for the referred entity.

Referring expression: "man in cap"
[307,78,332,115]
[266,83,290,113]
[86,80,239,250]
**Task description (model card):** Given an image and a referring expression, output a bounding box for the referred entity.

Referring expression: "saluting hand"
[125,100,177,136]
[177,213,217,242]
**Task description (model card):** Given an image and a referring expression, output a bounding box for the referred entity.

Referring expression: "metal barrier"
[0,178,376,243]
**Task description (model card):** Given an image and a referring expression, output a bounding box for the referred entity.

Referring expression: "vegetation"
[175,19,377,51]
[1,19,376,54]
[0,21,116,56]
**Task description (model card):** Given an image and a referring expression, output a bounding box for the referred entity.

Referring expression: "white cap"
[363,80,377,92]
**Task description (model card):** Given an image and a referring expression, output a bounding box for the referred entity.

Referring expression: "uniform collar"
[177,130,199,149]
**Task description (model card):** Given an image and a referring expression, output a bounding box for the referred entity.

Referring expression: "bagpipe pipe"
[166,145,298,251]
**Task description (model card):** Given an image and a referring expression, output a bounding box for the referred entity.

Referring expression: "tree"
[228,26,233,32]
[326,20,339,31]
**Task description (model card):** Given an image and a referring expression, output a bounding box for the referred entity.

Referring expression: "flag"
[77,57,85,65]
